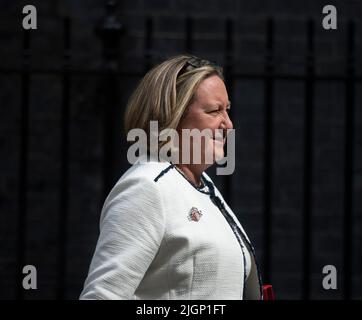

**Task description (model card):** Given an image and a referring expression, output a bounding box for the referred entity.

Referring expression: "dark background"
[0,0,361,300]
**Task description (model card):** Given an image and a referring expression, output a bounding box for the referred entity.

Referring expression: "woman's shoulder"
[102,161,171,217]
[119,160,174,184]
[105,160,175,201]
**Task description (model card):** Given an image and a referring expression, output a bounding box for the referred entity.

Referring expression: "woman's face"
[177,75,233,165]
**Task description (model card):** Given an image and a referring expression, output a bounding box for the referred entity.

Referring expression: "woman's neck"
[175,163,204,187]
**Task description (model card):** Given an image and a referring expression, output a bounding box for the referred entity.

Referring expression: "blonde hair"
[124,54,223,146]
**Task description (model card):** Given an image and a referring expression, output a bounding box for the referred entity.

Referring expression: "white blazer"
[80,158,262,300]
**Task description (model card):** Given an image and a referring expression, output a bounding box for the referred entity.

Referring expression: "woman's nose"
[223,111,233,130]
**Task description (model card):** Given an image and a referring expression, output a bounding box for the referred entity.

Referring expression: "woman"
[80,54,263,300]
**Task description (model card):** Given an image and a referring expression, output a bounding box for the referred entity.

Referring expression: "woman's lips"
[212,137,225,144]
[209,130,227,145]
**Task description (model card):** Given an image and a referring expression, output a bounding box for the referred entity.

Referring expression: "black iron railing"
[2,1,358,299]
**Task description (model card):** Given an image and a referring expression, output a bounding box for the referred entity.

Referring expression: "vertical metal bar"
[223,18,234,206]
[343,20,355,300]
[57,16,71,300]
[185,16,193,53]
[262,18,274,285]
[302,19,315,300]
[16,29,31,300]
[95,1,123,200]
[144,17,153,70]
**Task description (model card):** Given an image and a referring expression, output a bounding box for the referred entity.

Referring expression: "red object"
[262,284,275,300]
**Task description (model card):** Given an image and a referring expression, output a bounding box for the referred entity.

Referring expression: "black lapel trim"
[203,177,264,300]
[153,164,175,182]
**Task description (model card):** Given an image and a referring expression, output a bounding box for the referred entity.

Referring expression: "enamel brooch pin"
[188,207,203,222]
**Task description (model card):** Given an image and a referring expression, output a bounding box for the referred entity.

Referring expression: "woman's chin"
[213,149,224,162]
[211,140,224,162]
